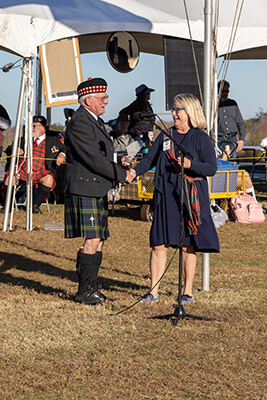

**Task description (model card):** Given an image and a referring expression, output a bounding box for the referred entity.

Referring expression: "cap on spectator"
[33,115,47,127]
[77,77,108,98]
[135,84,155,96]
[117,114,130,122]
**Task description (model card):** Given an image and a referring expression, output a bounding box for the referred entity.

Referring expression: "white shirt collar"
[35,133,46,144]
[84,107,98,120]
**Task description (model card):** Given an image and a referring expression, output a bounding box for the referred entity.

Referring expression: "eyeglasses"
[90,94,109,102]
[32,123,42,128]
[222,90,229,93]
[171,107,185,113]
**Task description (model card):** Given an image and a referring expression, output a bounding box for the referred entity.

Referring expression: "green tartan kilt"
[64,194,110,240]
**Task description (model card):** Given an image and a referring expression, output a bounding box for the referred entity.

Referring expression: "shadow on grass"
[0,271,70,298]
[98,276,148,293]
[0,251,148,296]
[0,251,77,281]
[0,237,75,263]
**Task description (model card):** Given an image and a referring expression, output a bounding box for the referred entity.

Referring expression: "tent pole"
[2,58,29,232]
[202,0,213,291]
[35,56,43,115]
[26,57,34,231]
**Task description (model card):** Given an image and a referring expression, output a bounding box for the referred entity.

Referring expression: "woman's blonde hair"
[173,93,206,130]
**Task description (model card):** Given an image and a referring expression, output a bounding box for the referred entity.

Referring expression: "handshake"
[120,155,137,184]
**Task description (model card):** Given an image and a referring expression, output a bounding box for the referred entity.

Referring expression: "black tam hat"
[77,77,108,98]
[33,115,47,127]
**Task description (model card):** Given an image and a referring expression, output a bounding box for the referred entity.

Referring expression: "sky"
[0,49,266,127]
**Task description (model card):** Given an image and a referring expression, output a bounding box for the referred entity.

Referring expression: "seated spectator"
[3,115,66,213]
[111,114,140,153]
[220,146,256,200]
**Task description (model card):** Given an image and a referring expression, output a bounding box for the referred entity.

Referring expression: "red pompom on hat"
[77,77,107,98]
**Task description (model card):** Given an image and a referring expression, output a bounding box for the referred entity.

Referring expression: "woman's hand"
[177,156,191,169]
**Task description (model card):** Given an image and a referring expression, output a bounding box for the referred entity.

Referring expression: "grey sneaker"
[139,292,159,302]
[181,294,195,305]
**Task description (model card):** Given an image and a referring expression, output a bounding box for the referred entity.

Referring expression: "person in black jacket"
[3,115,66,213]
[64,77,129,306]
[119,84,155,145]
[0,104,11,158]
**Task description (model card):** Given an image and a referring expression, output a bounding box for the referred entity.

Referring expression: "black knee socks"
[34,184,51,207]
[76,251,99,295]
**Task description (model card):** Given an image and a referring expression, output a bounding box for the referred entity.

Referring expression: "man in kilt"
[3,115,66,213]
[64,77,130,306]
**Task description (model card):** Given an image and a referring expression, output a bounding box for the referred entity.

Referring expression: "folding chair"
[14,184,50,212]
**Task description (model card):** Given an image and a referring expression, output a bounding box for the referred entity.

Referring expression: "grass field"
[0,202,266,400]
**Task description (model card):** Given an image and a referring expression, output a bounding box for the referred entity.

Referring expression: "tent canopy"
[0,0,200,57]
[0,0,267,59]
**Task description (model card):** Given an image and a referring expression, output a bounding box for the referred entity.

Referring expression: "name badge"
[163,139,171,151]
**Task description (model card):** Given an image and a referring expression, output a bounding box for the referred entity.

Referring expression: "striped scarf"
[164,128,204,235]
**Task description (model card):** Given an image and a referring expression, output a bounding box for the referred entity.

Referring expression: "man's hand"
[125,169,136,184]
[17,148,24,156]
[236,140,244,153]
[56,153,65,166]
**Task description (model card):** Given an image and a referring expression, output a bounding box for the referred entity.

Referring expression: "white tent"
[0,0,202,57]
[0,0,267,59]
[136,0,267,58]
[1,0,266,289]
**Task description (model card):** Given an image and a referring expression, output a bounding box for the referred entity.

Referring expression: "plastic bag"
[210,204,228,228]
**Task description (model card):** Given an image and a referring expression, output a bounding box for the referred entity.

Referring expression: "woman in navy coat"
[126,94,220,304]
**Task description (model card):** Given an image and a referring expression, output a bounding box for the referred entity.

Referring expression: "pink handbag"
[230,191,265,224]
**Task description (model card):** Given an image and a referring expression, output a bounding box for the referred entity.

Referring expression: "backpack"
[230,191,265,224]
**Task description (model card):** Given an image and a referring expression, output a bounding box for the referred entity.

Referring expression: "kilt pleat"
[64,194,110,239]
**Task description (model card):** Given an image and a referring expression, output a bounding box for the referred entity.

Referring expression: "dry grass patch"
[0,204,266,399]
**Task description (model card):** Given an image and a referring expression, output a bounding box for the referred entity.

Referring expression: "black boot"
[0,185,7,211]
[76,251,89,295]
[92,251,102,287]
[0,185,12,213]
[1,185,7,207]
[33,184,51,213]
[75,251,102,306]
[93,251,114,302]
